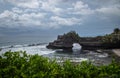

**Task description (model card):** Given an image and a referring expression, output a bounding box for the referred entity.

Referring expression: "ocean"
[0,36,112,65]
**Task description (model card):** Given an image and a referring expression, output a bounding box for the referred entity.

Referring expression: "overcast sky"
[0,0,120,37]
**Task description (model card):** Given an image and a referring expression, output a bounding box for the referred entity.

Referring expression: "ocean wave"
[0,43,48,49]
[0,43,55,55]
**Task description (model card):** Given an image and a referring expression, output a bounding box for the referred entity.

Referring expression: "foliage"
[102,28,120,45]
[63,31,80,43]
[113,28,120,34]
[0,51,120,78]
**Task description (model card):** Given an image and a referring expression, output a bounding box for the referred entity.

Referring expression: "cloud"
[0,10,46,28]
[51,16,81,26]
[0,0,120,30]
[72,1,94,15]
[73,1,88,10]
[5,0,40,8]
[0,10,13,18]
[0,0,86,29]
[40,0,65,15]
[12,7,23,13]
[0,10,18,27]
[96,5,120,16]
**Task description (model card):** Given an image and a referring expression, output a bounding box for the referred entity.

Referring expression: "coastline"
[93,49,120,63]
[112,49,120,62]
[108,49,120,62]
[112,49,120,57]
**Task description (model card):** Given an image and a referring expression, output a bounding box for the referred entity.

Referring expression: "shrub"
[0,51,120,78]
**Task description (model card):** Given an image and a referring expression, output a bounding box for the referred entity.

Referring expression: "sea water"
[0,36,112,65]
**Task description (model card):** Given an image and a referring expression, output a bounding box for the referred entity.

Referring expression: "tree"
[102,28,120,45]
[64,31,80,42]
[113,28,120,34]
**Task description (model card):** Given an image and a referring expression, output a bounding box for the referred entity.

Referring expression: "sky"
[0,0,120,37]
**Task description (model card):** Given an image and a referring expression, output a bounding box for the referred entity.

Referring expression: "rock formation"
[46,31,104,50]
[47,29,120,50]
[46,31,80,49]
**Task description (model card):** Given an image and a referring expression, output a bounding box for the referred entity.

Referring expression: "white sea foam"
[0,45,11,49]
[0,44,55,55]
[97,53,108,58]
[0,43,111,65]
[13,44,28,48]
[72,43,82,51]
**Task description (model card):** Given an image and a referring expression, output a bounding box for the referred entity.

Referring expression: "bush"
[63,31,80,43]
[101,28,120,47]
[0,51,120,78]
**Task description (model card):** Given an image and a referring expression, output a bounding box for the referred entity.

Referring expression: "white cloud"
[0,10,19,28]
[0,0,92,29]
[96,6,120,16]
[12,7,23,13]
[41,0,94,16]
[0,10,19,24]
[0,10,13,18]
[72,1,94,15]
[41,0,64,15]
[0,9,46,28]
[19,13,45,20]
[51,16,81,26]
[73,1,88,10]
[0,0,119,30]
[5,0,40,8]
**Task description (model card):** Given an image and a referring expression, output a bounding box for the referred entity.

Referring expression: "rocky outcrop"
[47,30,120,50]
[46,31,80,49]
[46,31,103,50]
[46,32,104,50]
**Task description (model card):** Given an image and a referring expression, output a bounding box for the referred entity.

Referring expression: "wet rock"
[96,49,103,53]
[9,45,14,48]
[28,44,36,46]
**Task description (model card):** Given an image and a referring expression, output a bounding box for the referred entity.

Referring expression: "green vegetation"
[63,31,80,42]
[0,51,120,78]
[102,28,120,45]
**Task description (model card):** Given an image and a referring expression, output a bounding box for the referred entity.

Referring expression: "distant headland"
[47,28,120,50]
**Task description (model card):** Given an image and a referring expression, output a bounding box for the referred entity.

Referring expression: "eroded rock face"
[47,31,107,50]
[46,31,80,49]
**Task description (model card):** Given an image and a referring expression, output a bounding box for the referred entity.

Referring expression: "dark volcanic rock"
[47,31,104,50]
[47,29,120,50]
[46,31,104,50]
[46,31,103,50]
[46,31,80,49]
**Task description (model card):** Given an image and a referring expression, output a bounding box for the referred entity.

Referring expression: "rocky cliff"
[46,31,80,49]
[47,29,120,50]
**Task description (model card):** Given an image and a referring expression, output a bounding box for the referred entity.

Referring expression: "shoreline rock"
[47,31,80,50]
[112,49,120,58]
[47,31,120,50]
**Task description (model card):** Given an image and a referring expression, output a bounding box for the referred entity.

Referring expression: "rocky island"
[47,28,120,50]
[46,31,102,50]
[47,31,80,49]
